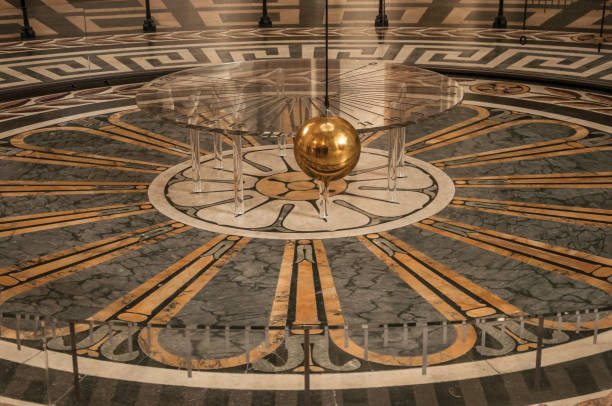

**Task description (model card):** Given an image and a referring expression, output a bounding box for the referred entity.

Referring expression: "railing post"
[493,0,507,28]
[534,315,544,389]
[259,0,272,27]
[43,336,51,406]
[303,327,311,406]
[143,0,156,33]
[69,321,81,403]
[19,0,35,40]
[374,0,389,27]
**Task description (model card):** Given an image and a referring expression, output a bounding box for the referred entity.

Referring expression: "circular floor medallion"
[148,146,455,239]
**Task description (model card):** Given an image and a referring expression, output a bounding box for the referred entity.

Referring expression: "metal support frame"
[493,0,508,28]
[19,0,35,40]
[143,0,157,33]
[375,0,389,27]
[259,0,272,27]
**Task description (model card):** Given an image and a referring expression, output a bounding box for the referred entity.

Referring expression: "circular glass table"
[136,59,463,217]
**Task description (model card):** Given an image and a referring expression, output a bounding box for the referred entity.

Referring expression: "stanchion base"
[492,16,507,29]
[143,19,157,33]
[259,15,272,28]
[20,26,35,40]
[374,14,389,27]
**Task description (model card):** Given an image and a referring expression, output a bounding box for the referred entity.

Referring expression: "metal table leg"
[387,128,400,202]
[397,126,406,178]
[232,133,244,215]
[214,133,223,169]
[190,128,202,193]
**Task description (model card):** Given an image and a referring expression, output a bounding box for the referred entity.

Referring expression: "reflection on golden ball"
[293,116,361,184]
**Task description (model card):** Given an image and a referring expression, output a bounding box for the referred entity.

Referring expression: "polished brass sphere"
[293,116,361,184]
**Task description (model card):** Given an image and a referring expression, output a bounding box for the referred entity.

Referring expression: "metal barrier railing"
[0,306,610,405]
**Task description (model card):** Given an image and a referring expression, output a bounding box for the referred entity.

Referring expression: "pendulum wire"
[324,0,329,111]
[318,0,331,220]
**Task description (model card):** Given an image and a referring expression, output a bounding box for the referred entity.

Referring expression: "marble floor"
[0,2,611,406]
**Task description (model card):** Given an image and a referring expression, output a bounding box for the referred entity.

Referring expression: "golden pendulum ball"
[293,116,361,185]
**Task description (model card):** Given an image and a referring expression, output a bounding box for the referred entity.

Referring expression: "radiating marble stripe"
[453,172,612,188]
[3,127,170,173]
[405,105,491,155]
[0,221,189,339]
[0,180,149,197]
[449,196,612,228]
[416,216,612,329]
[428,120,607,169]
[139,240,290,370]
[107,108,213,154]
[361,232,524,318]
[318,239,478,366]
[0,202,155,237]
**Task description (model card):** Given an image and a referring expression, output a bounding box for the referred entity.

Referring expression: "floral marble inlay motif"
[148,146,455,239]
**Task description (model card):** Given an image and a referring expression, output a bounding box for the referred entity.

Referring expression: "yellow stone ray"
[108,109,198,155]
[94,234,230,323]
[268,240,294,327]
[416,217,612,330]
[3,127,170,173]
[437,145,611,168]
[314,240,477,367]
[98,125,191,157]
[451,196,612,228]
[403,105,491,154]
[150,236,250,325]
[0,180,149,197]
[0,221,187,292]
[453,172,612,188]
[293,259,321,329]
[361,129,388,147]
[244,135,261,147]
[140,240,294,370]
[428,121,604,168]
[2,151,164,174]
[0,221,190,340]
[380,232,524,317]
[0,202,155,237]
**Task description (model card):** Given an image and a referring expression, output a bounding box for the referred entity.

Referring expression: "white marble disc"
[148,146,455,239]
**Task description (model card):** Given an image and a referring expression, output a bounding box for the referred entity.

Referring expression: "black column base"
[492,15,507,28]
[259,14,272,28]
[374,14,388,27]
[143,18,156,33]
[20,25,35,40]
